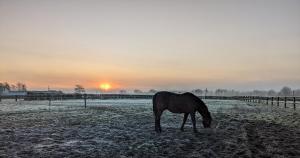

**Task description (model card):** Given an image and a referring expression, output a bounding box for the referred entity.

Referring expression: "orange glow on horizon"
[99,83,111,91]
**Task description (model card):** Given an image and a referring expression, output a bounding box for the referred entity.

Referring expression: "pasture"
[0,99,299,157]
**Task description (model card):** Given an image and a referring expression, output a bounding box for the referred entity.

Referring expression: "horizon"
[1,0,300,91]
[1,82,299,94]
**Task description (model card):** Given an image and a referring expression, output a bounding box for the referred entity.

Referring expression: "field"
[0,99,299,158]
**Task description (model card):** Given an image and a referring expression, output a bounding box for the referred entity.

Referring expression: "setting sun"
[99,83,111,91]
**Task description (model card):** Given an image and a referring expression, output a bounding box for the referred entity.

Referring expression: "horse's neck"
[198,104,210,118]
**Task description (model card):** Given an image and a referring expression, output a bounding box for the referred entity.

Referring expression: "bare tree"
[279,86,292,96]
[267,90,277,96]
[293,89,300,96]
[119,90,127,94]
[3,82,10,91]
[215,89,227,96]
[74,85,85,94]
[148,89,157,94]
[134,89,143,93]
[205,88,208,96]
[10,84,16,91]
[17,82,27,91]
[192,89,203,95]
[252,90,267,96]
[0,83,4,93]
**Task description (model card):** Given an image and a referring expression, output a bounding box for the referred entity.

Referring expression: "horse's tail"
[152,93,158,117]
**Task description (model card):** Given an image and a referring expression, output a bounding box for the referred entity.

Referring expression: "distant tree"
[293,89,300,96]
[0,83,4,93]
[267,90,277,96]
[119,90,127,94]
[279,86,292,96]
[192,89,203,95]
[148,89,157,94]
[16,82,27,91]
[10,84,16,91]
[204,88,208,96]
[134,89,143,93]
[74,85,85,94]
[252,90,267,96]
[215,89,227,96]
[231,90,241,96]
[1,82,11,93]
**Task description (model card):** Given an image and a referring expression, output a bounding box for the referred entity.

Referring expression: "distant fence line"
[0,94,154,101]
[0,94,299,110]
[240,96,300,110]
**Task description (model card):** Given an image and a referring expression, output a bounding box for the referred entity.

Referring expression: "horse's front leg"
[180,113,189,131]
[190,112,198,133]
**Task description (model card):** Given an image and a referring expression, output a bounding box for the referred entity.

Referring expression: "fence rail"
[240,96,300,110]
[0,94,299,109]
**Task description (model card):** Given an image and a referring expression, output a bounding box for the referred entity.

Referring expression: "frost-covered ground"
[0,99,299,158]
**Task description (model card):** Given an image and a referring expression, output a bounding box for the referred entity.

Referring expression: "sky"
[0,0,300,92]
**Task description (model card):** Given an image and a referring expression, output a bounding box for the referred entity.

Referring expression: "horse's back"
[153,91,200,113]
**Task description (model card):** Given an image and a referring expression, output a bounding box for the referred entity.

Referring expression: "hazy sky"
[1,0,300,91]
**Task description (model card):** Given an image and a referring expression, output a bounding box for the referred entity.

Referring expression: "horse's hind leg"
[190,112,198,133]
[180,113,189,131]
[155,111,163,133]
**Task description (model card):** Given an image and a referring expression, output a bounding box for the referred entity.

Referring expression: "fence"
[241,96,300,110]
[0,94,299,110]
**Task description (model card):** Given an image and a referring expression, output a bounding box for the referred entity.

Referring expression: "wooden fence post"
[84,94,87,108]
[271,97,274,105]
[277,97,280,106]
[284,97,286,108]
[284,97,287,108]
[266,97,268,105]
[48,94,51,107]
[15,95,18,102]
[0,95,2,102]
[294,97,296,110]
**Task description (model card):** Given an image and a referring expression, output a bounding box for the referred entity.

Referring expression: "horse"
[153,91,212,133]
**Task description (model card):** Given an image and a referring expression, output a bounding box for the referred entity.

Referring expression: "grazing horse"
[153,91,212,133]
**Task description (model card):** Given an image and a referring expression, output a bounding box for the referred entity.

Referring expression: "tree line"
[2,83,299,97]
[0,82,27,93]
[122,86,300,97]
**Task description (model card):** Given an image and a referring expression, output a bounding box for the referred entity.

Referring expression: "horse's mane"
[182,92,205,105]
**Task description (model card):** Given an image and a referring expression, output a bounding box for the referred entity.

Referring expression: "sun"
[99,83,111,91]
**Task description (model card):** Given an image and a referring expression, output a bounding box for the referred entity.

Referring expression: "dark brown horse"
[153,91,212,133]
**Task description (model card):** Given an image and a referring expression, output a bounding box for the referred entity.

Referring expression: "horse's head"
[202,112,212,128]
[196,98,212,128]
